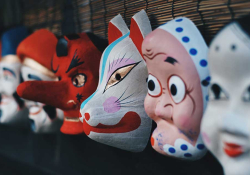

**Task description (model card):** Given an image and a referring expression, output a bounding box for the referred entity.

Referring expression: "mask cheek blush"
[202,132,211,146]
[103,96,121,113]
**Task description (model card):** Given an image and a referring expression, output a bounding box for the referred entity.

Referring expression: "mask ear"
[108,14,129,44]
[129,10,152,57]
[56,37,68,57]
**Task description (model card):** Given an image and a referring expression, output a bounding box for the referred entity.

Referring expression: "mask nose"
[155,94,173,122]
[17,80,74,110]
[220,112,249,138]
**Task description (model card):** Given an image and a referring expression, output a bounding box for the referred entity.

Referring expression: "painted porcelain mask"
[0,26,28,97]
[142,17,209,160]
[15,29,64,133]
[0,62,23,124]
[22,66,63,133]
[0,60,21,96]
[0,27,28,125]
[80,10,152,152]
[17,31,107,135]
[201,14,250,175]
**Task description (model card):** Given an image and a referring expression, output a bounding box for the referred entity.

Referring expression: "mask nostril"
[85,113,90,121]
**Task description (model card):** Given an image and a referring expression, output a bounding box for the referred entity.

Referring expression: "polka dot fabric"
[163,135,206,160]
[159,17,210,111]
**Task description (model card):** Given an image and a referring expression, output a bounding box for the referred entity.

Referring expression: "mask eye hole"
[242,86,250,102]
[104,63,138,92]
[209,83,229,101]
[72,73,87,87]
[147,74,162,97]
[168,75,186,103]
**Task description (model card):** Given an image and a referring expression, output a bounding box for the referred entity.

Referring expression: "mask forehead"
[209,23,250,84]
[98,33,130,85]
[101,37,143,86]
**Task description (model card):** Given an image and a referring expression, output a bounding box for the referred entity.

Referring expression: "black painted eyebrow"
[3,67,16,77]
[66,49,84,73]
[164,56,178,65]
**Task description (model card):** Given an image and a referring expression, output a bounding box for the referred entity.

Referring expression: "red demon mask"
[17,33,107,134]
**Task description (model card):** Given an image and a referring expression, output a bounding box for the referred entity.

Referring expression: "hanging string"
[103,0,108,39]
[197,0,205,27]
[123,0,127,24]
[74,0,81,33]
[89,0,93,32]
[227,0,235,21]
[145,0,148,13]
[171,0,175,19]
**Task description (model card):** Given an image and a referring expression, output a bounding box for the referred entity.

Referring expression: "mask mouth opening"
[82,111,141,135]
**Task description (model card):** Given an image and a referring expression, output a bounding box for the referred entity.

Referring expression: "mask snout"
[17,80,74,110]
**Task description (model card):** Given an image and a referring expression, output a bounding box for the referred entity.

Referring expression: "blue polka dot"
[176,19,183,22]
[182,36,189,43]
[181,144,188,151]
[206,95,209,101]
[190,48,197,55]
[200,59,207,67]
[169,147,176,153]
[206,76,211,81]
[184,153,192,157]
[197,144,205,150]
[201,79,210,86]
[176,27,183,32]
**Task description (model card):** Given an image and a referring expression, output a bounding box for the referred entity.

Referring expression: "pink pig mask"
[142,17,209,160]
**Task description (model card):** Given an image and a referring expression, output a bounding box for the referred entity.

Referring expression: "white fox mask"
[80,10,152,152]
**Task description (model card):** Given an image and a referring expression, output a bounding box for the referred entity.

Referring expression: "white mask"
[201,15,250,175]
[21,66,63,133]
[80,10,152,152]
[0,61,21,96]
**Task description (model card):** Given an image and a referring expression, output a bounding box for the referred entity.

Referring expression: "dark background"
[0,123,223,175]
[1,0,250,42]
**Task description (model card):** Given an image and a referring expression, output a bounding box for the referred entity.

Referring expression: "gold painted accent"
[1,55,21,63]
[23,58,57,79]
[105,64,136,90]
[64,117,80,122]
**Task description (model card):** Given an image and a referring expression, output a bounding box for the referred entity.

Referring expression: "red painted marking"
[83,111,141,135]
[224,142,244,157]
[85,113,90,121]
[3,71,13,76]
[151,136,155,146]
[29,107,43,115]
[108,22,123,44]
[130,18,144,58]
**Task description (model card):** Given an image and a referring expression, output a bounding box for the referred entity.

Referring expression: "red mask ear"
[108,14,129,44]
[129,10,152,57]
